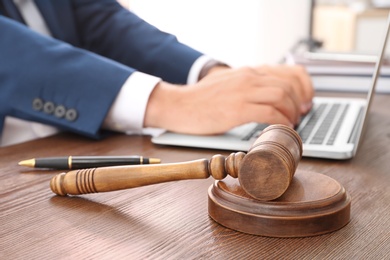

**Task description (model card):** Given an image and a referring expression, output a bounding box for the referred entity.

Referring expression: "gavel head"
[48,124,302,200]
[237,124,302,201]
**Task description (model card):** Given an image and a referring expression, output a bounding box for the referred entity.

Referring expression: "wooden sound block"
[208,170,351,238]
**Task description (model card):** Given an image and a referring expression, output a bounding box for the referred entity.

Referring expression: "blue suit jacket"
[0,0,202,138]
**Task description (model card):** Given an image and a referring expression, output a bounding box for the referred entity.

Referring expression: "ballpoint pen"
[18,155,161,169]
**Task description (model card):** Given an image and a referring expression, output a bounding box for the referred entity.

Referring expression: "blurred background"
[118,0,390,67]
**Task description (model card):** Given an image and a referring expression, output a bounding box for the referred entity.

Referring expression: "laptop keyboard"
[298,104,327,143]
[326,105,349,145]
[298,103,349,145]
[241,102,350,145]
[242,123,268,141]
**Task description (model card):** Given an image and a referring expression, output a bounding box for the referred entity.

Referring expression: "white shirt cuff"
[103,72,161,134]
[104,56,213,136]
[187,55,215,84]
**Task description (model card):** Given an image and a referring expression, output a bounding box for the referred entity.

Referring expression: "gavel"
[50,124,302,201]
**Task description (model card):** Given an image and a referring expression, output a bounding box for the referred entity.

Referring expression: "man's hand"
[144,65,314,134]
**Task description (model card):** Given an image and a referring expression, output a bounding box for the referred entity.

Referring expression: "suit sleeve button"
[32,98,43,111]
[54,105,66,118]
[43,102,55,114]
[65,108,78,121]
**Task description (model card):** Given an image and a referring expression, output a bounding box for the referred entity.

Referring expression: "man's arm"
[0,16,132,138]
[0,0,211,140]
[144,65,314,134]
[71,0,203,84]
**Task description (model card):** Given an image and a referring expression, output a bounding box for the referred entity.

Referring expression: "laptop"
[152,13,390,160]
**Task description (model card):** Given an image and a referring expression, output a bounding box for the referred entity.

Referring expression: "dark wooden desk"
[1,94,390,259]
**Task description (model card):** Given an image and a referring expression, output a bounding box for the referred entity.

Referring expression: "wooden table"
[1,94,390,259]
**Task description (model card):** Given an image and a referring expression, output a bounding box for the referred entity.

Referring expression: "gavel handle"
[51,159,213,196]
[50,124,302,201]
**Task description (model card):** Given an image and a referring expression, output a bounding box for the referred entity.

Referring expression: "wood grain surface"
[1,93,390,259]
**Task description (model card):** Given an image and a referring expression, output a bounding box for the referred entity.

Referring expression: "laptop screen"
[354,12,390,156]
